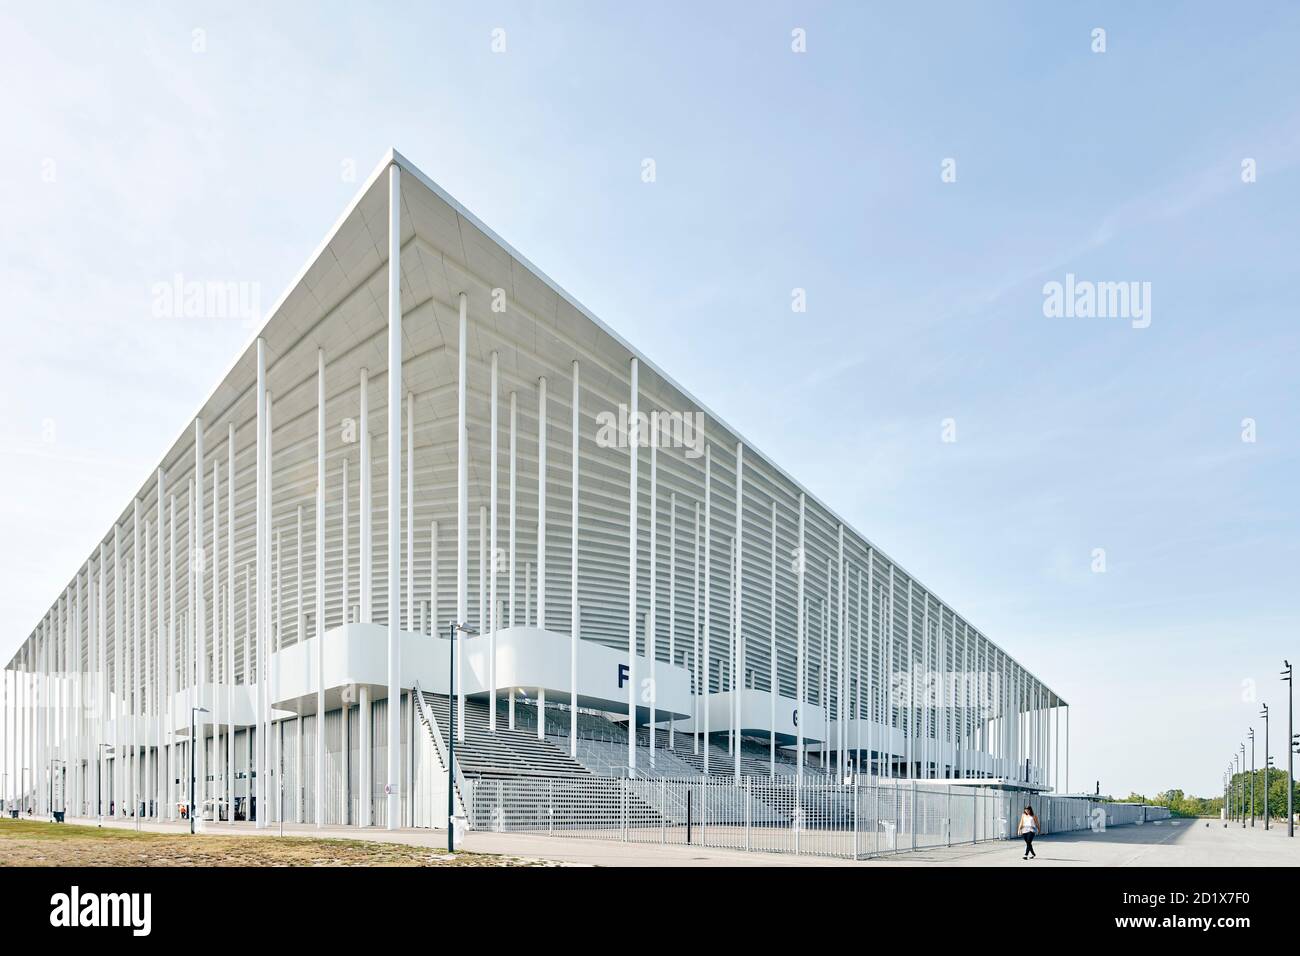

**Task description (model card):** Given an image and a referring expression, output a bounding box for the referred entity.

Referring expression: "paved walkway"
[56,813,1300,866]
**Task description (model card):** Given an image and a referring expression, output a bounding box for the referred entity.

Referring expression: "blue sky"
[1,1,1297,797]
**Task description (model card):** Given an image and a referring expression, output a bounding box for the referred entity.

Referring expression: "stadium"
[0,150,1164,861]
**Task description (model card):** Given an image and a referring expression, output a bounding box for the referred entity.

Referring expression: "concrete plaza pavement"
[38,812,1300,867]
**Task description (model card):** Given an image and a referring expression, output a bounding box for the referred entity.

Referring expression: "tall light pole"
[1240,744,1247,828]
[1233,753,1240,822]
[1248,729,1255,826]
[1260,705,1270,829]
[1284,661,1294,837]
[446,621,477,853]
[190,706,209,835]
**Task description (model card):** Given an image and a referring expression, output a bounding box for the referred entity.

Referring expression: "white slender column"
[537,375,548,632]
[668,491,676,752]
[508,390,517,730]
[837,524,845,776]
[406,390,414,632]
[226,423,234,822]
[359,683,371,827]
[536,374,548,727]
[143,516,152,818]
[132,497,141,819]
[265,392,275,821]
[254,339,267,828]
[429,520,438,630]
[296,505,303,651]
[692,501,700,757]
[339,457,349,623]
[703,441,711,773]
[478,503,487,640]
[166,502,175,816]
[211,459,220,813]
[195,418,211,819]
[626,358,638,774]
[568,360,578,753]
[733,441,743,781]
[387,162,403,829]
[489,352,499,732]
[315,349,326,827]
[769,498,777,776]
[113,522,122,815]
[455,291,468,741]
[796,493,805,783]
[359,369,371,624]
[648,423,657,768]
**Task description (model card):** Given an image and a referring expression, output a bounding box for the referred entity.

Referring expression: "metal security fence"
[466,775,1169,861]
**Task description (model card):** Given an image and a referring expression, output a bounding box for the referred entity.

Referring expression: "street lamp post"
[1233,753,1240,822]
[1240,744,1246,828]
[446,621,478,854]
[1284,661,1294,837]
[1260,705,1270,829]
[190,706,209,835]
[1248,729,1255,827]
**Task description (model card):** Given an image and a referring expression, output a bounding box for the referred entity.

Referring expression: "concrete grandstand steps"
[423,693,592,780]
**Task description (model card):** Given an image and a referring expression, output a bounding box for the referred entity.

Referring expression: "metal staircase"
[422,693,592,780]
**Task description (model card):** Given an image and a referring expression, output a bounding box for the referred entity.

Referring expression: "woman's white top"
[1020,814,1038,833]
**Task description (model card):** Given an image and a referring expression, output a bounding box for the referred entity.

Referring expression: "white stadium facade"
[1,150,1164,860]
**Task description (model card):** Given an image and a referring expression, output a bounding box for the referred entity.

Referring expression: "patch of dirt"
[0,818,558,867]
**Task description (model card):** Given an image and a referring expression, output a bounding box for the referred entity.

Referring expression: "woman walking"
[1017,804,1040,859]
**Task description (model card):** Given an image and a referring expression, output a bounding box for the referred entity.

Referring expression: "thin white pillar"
[796,493,805,784]
[406,391,414,631]
[733,441,743,781]
[455,291,468,741]
[537,375,548,633]
[508,389,518,730]
[769,499,777,776]
[273,527,281,823]
[167,504,175,816]
[626,358,638,775]
[144,518,152,818]
[156,469,166,816]
[669,491,677,753]
[489,352,499,733]
[693,501,700,757]
[132,498,141,818]
[359,369,371,624]
[386,162,403,829]
[478,502,487,647]
[429,520,438,630]
[211,460,220,814]
[315,349,326,827]
[837,524,845,777]
[254,340,267,828]
[649,427,657,768]
[226,424,234,822]
[359,683,371,827]
[702,442,711,773]
[342,457,350,623]
[536,374,548,727]
[568,360,579,754]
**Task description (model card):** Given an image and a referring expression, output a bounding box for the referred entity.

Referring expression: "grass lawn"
[0,817,553,867]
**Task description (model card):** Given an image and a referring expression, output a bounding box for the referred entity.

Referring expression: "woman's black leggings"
[1022,832,1036,855]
